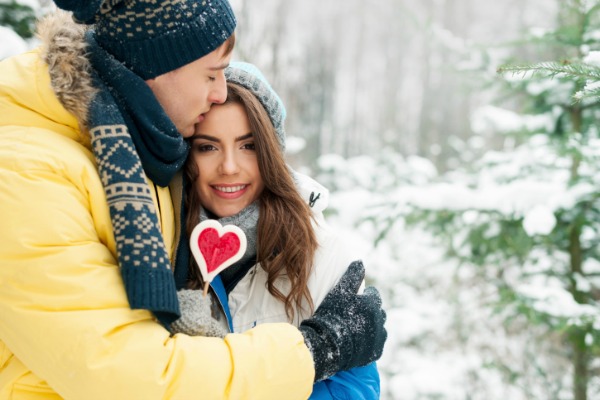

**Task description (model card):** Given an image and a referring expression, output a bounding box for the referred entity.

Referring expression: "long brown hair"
[184,82,318,321]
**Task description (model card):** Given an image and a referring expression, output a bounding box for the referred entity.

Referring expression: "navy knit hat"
[225,62,287,151]
[53,0,236,79]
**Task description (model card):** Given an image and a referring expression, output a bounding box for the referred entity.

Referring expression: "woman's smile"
[212,184,249,199]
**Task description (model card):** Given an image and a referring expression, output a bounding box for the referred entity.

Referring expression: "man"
[0,0,387,398]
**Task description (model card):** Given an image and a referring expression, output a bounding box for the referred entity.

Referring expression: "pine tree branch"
[498,61,600,81]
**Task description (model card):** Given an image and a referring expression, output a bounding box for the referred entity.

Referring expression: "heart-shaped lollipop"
[189,220,247,295]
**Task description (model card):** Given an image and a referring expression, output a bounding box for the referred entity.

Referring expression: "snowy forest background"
[4,0,600,399]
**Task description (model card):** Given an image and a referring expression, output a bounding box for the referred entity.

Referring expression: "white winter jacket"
[227,171,363,330]
[223,172,380,399]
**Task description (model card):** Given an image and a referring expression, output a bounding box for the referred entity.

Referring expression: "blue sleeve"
[308,362,380,400]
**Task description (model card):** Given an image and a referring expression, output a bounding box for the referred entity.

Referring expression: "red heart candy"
[198,228,241,273]
[189,220,247,284]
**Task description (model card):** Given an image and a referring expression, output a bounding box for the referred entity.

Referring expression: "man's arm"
[0,138,314,399]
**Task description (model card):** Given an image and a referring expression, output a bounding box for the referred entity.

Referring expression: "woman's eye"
[194,143,216,152]
[242,142,256,150]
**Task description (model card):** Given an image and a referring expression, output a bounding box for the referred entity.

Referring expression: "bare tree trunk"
[568,99,587,400]
[569,221,588,400]
[346,0,366,158]
[568,2,589,397]
[415,0,435,160]
[269,0,291,86]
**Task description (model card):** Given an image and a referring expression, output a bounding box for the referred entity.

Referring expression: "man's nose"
[210,74,228,105]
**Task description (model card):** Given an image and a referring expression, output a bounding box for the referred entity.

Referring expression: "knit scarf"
[85,31,189,326]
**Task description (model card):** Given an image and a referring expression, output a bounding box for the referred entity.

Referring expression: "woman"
[175,62,381,399]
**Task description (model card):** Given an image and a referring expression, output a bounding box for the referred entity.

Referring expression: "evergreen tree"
[369,0,600,398]
[494,2,600,399]
[0,0,36,39]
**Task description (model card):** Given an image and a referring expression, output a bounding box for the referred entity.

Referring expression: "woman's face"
[189,102,264,218]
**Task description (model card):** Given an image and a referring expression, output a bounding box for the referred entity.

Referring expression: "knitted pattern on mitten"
[170,289,228,338]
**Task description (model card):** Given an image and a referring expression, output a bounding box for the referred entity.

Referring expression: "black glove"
[299,260,387,381]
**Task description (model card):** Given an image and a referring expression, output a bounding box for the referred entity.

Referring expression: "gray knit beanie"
[225,62,286,151]
[52,0,236,79]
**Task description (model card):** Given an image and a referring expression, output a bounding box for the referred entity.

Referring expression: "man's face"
[146,44,232,138]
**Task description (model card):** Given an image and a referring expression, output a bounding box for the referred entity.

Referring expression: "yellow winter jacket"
[0,12,314,400]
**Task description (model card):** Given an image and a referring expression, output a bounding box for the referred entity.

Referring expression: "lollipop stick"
[202,282,209,297]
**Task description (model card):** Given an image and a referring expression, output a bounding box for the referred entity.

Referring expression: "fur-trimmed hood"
[37,10,97,131]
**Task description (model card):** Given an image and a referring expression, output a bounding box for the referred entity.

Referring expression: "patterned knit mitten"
[170,289,228,338]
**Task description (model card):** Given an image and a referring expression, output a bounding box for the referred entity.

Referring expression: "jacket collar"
[38,10,96,132]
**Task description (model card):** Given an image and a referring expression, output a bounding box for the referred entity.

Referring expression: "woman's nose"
[219,152,240,175]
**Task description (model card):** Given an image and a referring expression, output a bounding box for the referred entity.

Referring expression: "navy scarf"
[85,31,190,326]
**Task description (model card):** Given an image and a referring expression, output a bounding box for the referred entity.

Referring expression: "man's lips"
[198,108,212,123]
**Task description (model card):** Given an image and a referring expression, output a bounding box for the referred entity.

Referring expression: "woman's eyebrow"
[190,133,220,142]
[235,132,253,142]
[189,132,253,142]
